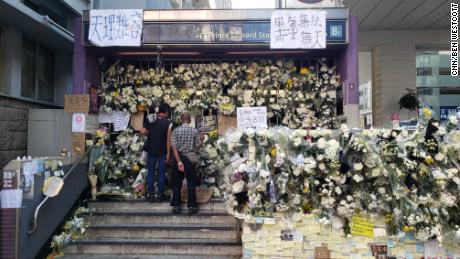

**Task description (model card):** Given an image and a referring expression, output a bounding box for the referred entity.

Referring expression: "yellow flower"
[246,73,254,81]
[270,147,277,157]
[290,66,297,73]
[111,91,119,97]
[300,67,309,75]
[424,156,434,165]
[286,79,293,90]
[384,214,393,223]
[422,107,433,119]
[402,225,414,232]
[303,186,310,193]
[209,130,219,138]
[137,103,145,111]
[132,163,140,172]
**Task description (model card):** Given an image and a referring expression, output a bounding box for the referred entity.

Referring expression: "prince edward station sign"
[83,9,348,47]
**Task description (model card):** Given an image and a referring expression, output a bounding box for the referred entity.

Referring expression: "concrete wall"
[0,95,56,168]
[359,30,450,127]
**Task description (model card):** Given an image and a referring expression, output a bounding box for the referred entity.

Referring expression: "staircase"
[61,199,242,259]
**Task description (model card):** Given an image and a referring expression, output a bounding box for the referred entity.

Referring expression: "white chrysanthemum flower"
[232,181,245,193]
[352,174,364,183]
[449,116,458,125]
[353,163,364,171]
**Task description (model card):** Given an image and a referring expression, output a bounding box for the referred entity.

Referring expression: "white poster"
[88,9,143,47]
[237,107,268,130]
[270,10,326,49]
[0,189,22,208]
[98,112,113,123]
[112,111,131,131]
[72,113,86,132]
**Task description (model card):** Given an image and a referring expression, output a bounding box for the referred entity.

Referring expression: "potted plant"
[398,89,419,119]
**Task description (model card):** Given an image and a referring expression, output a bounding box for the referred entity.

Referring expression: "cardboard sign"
[196,115,218,133]
[72,133,86,156]
[64,94,90,114]
[237,106,268,130]
[270,10,326,49]
[88,9,143,47]
[351,214,374,238]
[72,113,86,132]
[314,246,331,259]
[130,111,144,131]
[218,115,237,135]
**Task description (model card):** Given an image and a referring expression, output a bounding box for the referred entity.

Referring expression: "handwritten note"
[351,215,374,238]
[270,10,326,49]
[72,113,86,133]
[237,106,267,130]
[89,9,143,47]
[112,111,131,131]
[0,189,22,208]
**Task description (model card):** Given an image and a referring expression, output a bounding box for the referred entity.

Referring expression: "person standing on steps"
[142,103,172,203]
[171,113,203,214]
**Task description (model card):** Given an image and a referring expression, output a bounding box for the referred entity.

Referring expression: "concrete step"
[82,211,238,226]
[59,254,241,259]
[64,238,242,256]
[85,224,239,239]
[86,199,226,213]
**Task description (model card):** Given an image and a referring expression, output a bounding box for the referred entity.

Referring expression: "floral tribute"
[99,59,340,128]
[218,111,460,251]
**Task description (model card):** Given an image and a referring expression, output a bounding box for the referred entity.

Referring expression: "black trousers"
[171,153,197,208]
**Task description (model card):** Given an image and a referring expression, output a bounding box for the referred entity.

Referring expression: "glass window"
[416,67,432,76]
[21,39,36,99]
[37,46,54,102]
[439,67,451,75]
[21,39,55,102]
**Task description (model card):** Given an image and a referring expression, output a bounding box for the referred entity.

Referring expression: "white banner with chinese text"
[270,10,326,49]
[88,9,143,47]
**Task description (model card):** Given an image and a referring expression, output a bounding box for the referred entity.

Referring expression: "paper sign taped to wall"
[65,94,90,114]
[351,214,374,238]
[113,111,130,131]
[88,9,143,47]
[0,189,22,208]
[237,106,268,130]
[270,10,326,49]
[85,114,98,134]
[72,113,86,133]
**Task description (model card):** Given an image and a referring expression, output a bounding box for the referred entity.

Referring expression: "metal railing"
[27,147,93,235]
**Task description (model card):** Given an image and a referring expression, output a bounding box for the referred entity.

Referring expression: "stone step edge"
[87,224,237,230]
[57,255,241,259]
[85,198,224,203]
[81,211,231,216]
[69,238,242,246]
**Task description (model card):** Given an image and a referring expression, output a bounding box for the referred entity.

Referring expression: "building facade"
[0,0,90,168]
[349,0,457,127]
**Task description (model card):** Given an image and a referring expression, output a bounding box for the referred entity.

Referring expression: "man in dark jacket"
[142,103,172,202]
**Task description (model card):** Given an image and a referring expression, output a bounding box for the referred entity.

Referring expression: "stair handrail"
[28,147,93,235]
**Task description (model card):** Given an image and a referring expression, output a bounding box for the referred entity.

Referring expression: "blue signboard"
[440,106,458,120]
[84,20,347,45]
